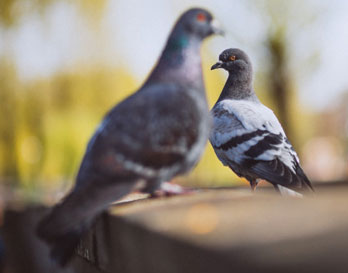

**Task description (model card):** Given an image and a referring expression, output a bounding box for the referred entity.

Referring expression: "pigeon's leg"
[142,180,195,198]
[250,179,258,192]
[160,182,194,196]
[141,179,163,197]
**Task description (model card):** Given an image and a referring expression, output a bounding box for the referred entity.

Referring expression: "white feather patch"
[276,185,303,198]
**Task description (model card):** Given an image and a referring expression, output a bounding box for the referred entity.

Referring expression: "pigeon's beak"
[210,19,225,36]
[211,61,223,70]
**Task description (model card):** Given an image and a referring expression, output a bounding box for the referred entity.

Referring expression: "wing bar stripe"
[215,129,267,151]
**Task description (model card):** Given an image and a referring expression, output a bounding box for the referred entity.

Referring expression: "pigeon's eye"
[229,56,236,61]
[196,13,207,22]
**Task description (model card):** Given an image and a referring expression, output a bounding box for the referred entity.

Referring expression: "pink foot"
[151,182,196,198]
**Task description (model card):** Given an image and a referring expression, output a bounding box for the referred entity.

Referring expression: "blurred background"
[0,0,348,201]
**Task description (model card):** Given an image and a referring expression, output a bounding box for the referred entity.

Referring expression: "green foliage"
[0,0,107,28]
[0,62,139,191]
[0,58,20,183]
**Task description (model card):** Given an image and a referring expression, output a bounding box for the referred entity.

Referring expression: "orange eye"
[196,13,206,22]
[230,55,236,61]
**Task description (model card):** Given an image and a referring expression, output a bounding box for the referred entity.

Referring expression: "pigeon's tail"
[274,184,303,197]
[295,163,314,192]
[273,167,314,198]
[37,181,135,266]
[36,191,93,266]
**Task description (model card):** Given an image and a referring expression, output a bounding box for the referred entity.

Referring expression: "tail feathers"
[295,163,314,192]
[274,184,303,198]
[37,181,136,266]
[47,225,87,266]
[37,196,93,266]
[248,158,314,193]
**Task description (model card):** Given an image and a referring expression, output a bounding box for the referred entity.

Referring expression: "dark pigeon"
[210,48,313,196]
[37,8,222,266]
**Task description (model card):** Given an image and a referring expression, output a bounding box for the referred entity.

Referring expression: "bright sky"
[3,0,348,111]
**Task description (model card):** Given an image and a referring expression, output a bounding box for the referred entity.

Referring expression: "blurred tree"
[19,83,46,187]
[0,0,107,28]
[0,59,20,184]
[267,27,292,136]
[0,0,110,192]
[248,0,321,145]
[38,67,137,191]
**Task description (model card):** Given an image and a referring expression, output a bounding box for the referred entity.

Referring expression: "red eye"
[196,13,206,22]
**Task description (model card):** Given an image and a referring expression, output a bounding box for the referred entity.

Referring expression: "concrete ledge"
[3,183,348,273]
[73,185,348,273]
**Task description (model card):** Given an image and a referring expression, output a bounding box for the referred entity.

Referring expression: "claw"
[149,182,196,198]
[250,180,258,192]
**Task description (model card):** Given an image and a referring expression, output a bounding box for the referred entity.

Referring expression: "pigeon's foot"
[149,182,196,198]
[250,179,258,192]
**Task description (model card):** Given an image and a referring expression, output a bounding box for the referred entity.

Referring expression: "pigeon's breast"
[181,87,211,173]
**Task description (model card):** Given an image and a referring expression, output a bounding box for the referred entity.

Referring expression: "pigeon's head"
[175,8,224,41]
[211,48,252,74]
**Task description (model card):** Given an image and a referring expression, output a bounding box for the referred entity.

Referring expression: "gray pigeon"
[210,48,313,196]
[37,8,223,266]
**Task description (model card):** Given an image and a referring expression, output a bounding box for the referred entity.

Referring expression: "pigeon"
[210,48,313,196]
[37,8,223,266]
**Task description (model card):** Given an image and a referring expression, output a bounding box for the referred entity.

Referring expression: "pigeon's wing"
[210,99,313,191]
[78,83,205,183]
[210,99,288,164]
